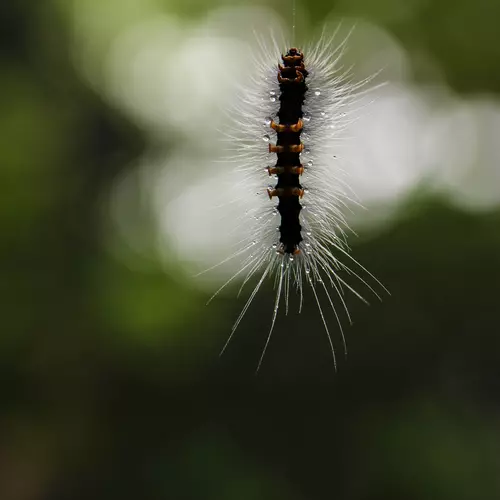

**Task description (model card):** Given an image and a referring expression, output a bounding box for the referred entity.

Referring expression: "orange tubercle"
[277,71,304,84]
[267,187,305,199]
[270,119,303,133]
[267,165,304,175]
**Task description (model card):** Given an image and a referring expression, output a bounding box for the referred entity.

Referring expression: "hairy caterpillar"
[205,29,386,371]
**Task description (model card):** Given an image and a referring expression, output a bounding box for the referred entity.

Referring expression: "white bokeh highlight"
[65,1,500,283]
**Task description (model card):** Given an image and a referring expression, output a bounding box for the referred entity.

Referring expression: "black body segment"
[269,48,308,255]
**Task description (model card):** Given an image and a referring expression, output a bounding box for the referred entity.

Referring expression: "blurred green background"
[2,0,500,499]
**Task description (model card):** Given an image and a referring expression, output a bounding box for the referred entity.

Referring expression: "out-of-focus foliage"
[2,1,500,499]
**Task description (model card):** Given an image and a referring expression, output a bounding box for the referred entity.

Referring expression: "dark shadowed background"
[2,0,500,499]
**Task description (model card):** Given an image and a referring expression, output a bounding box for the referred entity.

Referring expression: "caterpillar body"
[267,48,307,256]
[208,32,385,371]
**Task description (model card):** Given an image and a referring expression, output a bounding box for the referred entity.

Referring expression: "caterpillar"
[205,29,386,371]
